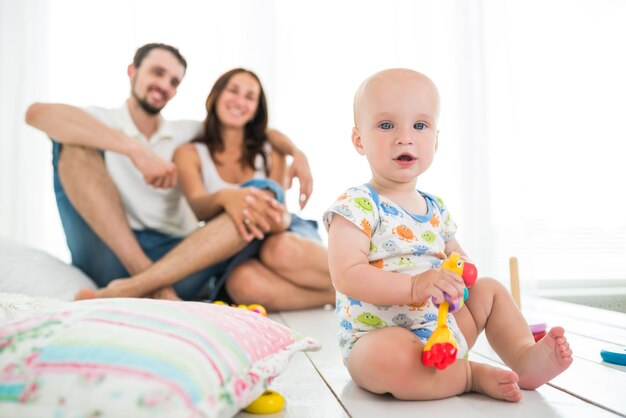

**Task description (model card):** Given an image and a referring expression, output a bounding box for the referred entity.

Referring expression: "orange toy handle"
[422,253,477,370]
[422,301,458,369]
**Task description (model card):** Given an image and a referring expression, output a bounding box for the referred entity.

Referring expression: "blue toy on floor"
[600,346,626,365]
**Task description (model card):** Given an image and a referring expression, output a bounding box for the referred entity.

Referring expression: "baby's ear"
[351,127,366,155]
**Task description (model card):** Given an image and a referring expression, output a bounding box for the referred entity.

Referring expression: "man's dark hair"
[133,43,187,70]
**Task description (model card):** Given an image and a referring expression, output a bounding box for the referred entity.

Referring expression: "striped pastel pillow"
[0,297,320,418]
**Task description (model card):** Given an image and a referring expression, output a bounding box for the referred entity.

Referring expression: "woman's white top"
[192,142,271,194]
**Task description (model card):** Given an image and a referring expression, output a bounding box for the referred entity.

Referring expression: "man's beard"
[132,89,164,115]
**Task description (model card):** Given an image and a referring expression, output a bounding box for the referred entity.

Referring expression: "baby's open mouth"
[395,153,415,162]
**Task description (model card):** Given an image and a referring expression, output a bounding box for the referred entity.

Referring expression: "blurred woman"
[173,68,334,311]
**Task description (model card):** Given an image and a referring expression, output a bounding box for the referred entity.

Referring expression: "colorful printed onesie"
[323,184,469,364]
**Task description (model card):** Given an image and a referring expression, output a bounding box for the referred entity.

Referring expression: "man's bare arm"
[26,103,137,153]
[25,103,176,188]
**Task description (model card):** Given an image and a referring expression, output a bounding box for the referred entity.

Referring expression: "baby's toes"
[502,385,522,402]
[501,382,519,393]
[561,348,573,360]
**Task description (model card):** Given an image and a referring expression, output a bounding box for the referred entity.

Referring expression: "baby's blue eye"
[414,122,426,130]
[379,122,393,130]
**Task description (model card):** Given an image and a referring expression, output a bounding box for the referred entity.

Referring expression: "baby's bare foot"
[517,326,573,390]
[470,362,521,402]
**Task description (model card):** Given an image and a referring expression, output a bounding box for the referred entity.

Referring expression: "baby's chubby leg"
[347,327,521,401]
[455,278,572,390]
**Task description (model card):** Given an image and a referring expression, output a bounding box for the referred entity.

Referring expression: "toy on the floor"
[213,302,283,413]
[422,253,478,370]
[244,389,285,414]
[509,257,546,341]
[529,322,547,342]
[600,346,626,366]
[212,301,267,317]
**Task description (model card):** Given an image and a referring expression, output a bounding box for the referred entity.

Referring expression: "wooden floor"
[236,298,626,418]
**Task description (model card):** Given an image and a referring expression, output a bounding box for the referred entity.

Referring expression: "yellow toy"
[243,390,285,414]
[212,301,267,317]
[422,253,477,370]
[213,302,282,413]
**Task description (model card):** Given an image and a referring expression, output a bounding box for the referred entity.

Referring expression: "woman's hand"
[265,129,313,209]
[220,188,285,241]
[243,189,291,236]
[287,150,313,209]
[410,268,466,306]
[244,196,291,234]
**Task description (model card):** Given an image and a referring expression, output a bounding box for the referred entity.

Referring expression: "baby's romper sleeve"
[323,186,379,239]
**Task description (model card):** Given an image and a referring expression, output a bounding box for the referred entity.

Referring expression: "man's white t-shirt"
[84,103,202,237]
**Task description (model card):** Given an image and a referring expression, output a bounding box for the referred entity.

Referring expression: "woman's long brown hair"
[193,68,269,175]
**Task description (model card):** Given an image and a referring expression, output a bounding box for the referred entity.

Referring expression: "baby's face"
[353,70,439,187]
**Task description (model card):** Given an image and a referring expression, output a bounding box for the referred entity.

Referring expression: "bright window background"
[483,0,626,290]
[1,0,625,295]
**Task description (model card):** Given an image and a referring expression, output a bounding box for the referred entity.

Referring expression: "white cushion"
[0,295,320,418]
[0,237,96,300]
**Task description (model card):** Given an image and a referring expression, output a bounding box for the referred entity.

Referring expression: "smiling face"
[128,48,185,115]
[215,71,261,129]
[352,69,440,189]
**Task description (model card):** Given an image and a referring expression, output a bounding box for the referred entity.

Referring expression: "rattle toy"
[244,390,285,414]
[422,253,477,370]
[212,301,267,317]
[530,322,547,342]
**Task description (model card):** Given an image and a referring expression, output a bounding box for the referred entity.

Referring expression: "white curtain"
[482,0,626,289]
[0,0,64,257]
[2,0,624,291]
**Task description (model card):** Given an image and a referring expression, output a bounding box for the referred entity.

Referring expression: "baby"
[323,68,572,401]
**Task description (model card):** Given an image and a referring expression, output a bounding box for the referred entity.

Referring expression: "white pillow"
[0,296,320,418]
[0,292,67,324]
[0,238,96,300]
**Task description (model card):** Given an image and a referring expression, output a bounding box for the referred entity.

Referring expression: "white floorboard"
[473,298,626,417]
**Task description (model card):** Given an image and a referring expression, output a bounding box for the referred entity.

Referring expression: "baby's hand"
[410,269,465,306]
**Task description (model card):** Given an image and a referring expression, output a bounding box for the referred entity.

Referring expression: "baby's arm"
[445,238,469,260]
[328,216,465,305]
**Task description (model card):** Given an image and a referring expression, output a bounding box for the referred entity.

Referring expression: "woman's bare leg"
[259,232,332,290]
[226,259,335,311]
